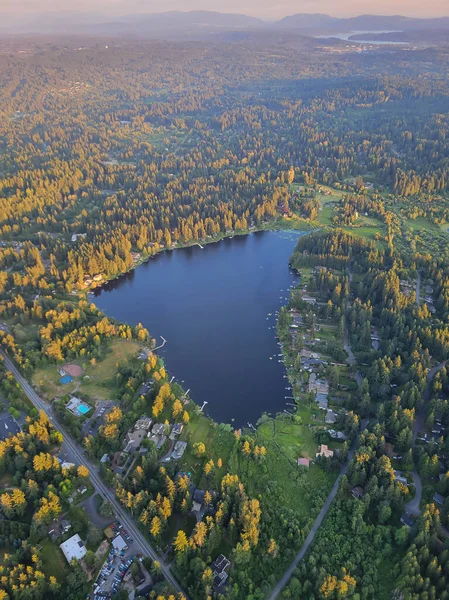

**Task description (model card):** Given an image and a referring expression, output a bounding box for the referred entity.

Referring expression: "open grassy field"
[257,416,317,461]
[39,539,69,582]
[177,412,236,488]
[405,217,441,233]
[32,340,142,402]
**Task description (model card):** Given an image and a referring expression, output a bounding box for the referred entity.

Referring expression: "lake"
[315,30,409,45]
[93,230,308,425]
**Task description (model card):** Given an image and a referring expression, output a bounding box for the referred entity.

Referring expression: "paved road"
[416,272,421,306]
[0,348,188,598]
[267,417,368,600]
[268,286,367,600]
[405,360,446,517]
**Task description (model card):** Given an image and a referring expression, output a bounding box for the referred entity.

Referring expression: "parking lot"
[92,521,138,599]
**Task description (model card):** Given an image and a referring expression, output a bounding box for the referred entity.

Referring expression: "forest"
[0,33,449,600]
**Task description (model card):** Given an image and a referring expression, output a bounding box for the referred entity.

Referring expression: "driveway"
[404,470,422,516]
[82,493,114,529]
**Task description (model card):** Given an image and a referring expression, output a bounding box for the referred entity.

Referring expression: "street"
[0,348,188,599]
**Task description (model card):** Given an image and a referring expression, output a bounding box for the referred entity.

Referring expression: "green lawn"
[405,217,440,232]
[39,539,69,582]
[33,340,142,401]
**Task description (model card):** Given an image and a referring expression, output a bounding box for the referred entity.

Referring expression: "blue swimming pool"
[77,404,90,415]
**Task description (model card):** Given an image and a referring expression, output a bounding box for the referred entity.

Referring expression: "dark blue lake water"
[93,230,307,425]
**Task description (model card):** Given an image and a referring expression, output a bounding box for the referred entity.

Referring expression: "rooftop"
[60,534,86,563]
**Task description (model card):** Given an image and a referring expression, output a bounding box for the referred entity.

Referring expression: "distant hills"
[275,13,449,32]
[1,10,449,38]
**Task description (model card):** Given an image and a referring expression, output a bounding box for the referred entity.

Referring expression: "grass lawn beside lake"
[32,340,142,402]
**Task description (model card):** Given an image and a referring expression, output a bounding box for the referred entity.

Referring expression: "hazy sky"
[1,0,448,19]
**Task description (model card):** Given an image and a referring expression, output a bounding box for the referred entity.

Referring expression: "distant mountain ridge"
[1,9,449,36]
[276,13,449,32]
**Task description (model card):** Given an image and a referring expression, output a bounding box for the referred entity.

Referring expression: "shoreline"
[84,218,314,295]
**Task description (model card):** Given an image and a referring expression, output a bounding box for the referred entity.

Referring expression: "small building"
[325,410,338,424]
[152,423,166,436]
[192,489,206,513]
[316,444,334,459]
[65,396,92,417]
[316,393,329,410]
[297,457,310,468]
[48,517,72,541]
[172,441,187,461]
[170,423,184,440]
[433,492,446,506]
[61,461,75,470]
[77,485,87,495]
[212,554,231,591]
[60,534,87,563]
[300,349,319,360]
[394,471,409,486]
[137,381,153,396]
[400,513,414,528]
[100,453,109,463]
[351,486,365,499]
[328,430,347,441]
[112,535,128,552]
[134,417,153,431]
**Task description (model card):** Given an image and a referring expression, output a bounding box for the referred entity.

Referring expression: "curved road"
[0,348,188,599]
[267,418,368,600]
[268,302,367,600]
[405,359,446,516]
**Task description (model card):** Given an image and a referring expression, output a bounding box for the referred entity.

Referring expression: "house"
[137,381,153,396]
[172,441,187,460]
[71,233,87,242]
[61,461,75,470]
[400,513,414,528]
[112,535,127,552]
[297,457,310,468]
[316,393,329,410]
[60,534,87,563]
[308,373,317,391]
[316,444,334,458]
[123,429,146,453]
[48,517,72,541]
[100,453,109,464]
[394,471,409,486]
[433,492,446,506]
[308,374,329,396]
[325,410,338,424]
[61,519,71,533]
[152,423,166,436]
[328,430,347,441]
[212,554,231,591]
[351,486,365,499]
[192,489,206,513]
[302,294,316,305]
[134,417,153,431]
[77,485,87,495]
[300,349,319,360]
[170,423,184,440]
